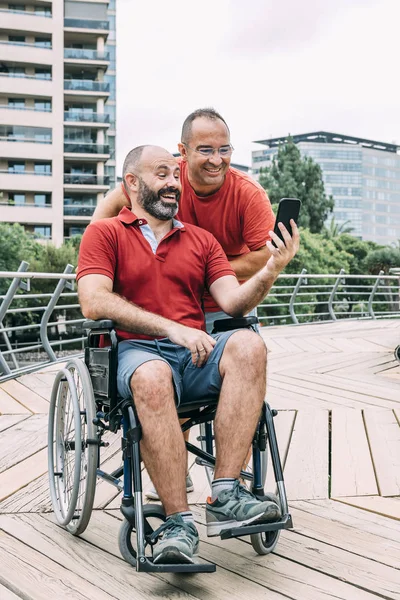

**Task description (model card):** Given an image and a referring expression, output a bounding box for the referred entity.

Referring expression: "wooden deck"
[0,318,399,599]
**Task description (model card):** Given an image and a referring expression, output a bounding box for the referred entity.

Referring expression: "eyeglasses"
[183,143,234,158]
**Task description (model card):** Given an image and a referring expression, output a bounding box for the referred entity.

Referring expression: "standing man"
[93,108,275,331]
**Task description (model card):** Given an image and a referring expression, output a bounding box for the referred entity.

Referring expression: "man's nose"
[208,151,223,166]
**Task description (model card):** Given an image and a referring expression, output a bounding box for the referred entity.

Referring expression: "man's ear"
[124,172,139,192]
[177,142,187,161]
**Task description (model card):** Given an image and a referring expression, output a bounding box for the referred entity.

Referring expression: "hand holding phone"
[272,198,301,246]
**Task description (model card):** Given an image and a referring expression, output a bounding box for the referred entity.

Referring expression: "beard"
[138,178,180,221]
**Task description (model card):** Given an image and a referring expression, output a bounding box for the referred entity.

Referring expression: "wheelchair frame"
[48,317,293,574]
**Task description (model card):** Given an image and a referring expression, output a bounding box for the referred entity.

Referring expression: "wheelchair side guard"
[212,315,258,333]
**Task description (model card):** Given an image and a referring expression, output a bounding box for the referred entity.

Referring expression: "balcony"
[64,18,109,30]
[0,104,51,112]
[64,48,110,62]
[64,79,109,93]
[64,112,110,124]
[0,8,52,18]
[0,40,51,49]
[0,136,51,145]
[0,170,51,176]
[63,142,110,155]
[64,174,110,185]
[64,205,96,217]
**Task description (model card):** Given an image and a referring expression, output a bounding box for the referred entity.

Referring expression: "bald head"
[123,145,176,179]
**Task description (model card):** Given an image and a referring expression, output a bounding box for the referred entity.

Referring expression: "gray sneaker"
[146,473,194,501]
[152,514,199,564]
[206,480,281,537]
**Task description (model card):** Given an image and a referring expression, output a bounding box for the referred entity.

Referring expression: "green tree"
[365,246,400,274]
[259,139,334,233]
[324,217,354,239]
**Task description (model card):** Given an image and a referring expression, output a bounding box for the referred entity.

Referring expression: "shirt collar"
[117,206,185,230]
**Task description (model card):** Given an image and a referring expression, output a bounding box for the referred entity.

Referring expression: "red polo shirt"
[77,207,235,341]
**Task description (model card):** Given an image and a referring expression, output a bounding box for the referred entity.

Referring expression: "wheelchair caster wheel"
[395,345,400,363]
[48,358,98,535]
[250,529,280,555]
[118,504,166,566]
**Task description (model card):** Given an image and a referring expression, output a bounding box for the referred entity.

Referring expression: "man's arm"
[91,184,130,221]
[228,246,271,280]
[78,274,216,366]
[209,222,299,317]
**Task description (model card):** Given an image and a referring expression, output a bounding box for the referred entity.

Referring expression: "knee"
[223,330,267,367]
[131,360,174,410]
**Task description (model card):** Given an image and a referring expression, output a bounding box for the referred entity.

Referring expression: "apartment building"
[0,0,116,246]
[252,132,400,244]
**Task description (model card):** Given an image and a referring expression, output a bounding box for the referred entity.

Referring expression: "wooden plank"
[0,472,51,514]
[0,447,47,502]
[0,415,48,473]
[0,514,200,600]
[363,409,400,496]
[334,496,400,521]
[1,379,49,414]
[0,414,28,433]
[0,585,22,600]
[331,409,378,497]
[287,503,400,568]
[283,410,329,500]
[18,373,53,401]
[0,387,30,415]
[0,530,123,600]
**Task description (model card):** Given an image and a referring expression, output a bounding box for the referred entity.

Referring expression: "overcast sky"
[115,0,399,172]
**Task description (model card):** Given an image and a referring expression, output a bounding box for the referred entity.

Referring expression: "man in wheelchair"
[77,145,299,565]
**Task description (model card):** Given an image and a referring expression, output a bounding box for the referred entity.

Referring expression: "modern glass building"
[252,132,400,244]
[0,0,116,245]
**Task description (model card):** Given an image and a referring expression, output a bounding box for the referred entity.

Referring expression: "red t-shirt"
[77,208,235,341]
[121,160,275,311]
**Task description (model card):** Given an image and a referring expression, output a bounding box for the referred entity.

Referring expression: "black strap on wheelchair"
[212,316,258,333]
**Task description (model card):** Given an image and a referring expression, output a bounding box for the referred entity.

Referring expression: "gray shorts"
[117,330,240,406]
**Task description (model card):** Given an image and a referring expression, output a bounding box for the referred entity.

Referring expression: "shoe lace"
[231,479,255,502]
[149,517,193,544]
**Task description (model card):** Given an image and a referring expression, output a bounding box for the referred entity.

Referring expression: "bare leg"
[131,360,188,516]
[214,330,267,480]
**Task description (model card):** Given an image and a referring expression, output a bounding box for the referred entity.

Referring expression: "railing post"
[368,270,384,319]
[40,264,75,362]
[328,269,346,321]
[0,261,29,374]
[289,269,307,324]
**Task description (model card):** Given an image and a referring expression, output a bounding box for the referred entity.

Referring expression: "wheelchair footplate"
[219,513,293,540]
[137,558,216,573]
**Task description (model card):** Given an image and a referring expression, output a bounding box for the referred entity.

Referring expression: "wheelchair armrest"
[82,319,115,331]
[212,316,259,333]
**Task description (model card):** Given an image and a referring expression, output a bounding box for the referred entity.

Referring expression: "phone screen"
[272,198,301,245]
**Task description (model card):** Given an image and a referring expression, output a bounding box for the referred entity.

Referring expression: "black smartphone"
[272,198,301,246]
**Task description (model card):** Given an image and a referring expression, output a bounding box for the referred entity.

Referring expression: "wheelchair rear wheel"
[118,504,166,566]
[48,358,98,535]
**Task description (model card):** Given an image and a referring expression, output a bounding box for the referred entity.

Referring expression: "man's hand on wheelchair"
[166,323,216,367]
[265,219,300,275]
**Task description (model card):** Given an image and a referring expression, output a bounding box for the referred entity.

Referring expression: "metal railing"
[0,8,52,17]
[64,18,109,30]
[0,169,52,176]
[0,265,399,382]
[0,40,52,49]
[0,72,52,80]
[64,48,110,61]
[63,205,96,217]
[64,142,110,154]
[0,136,52,144]
[0,104,52,112]
[64,79,109,93]
[64,111,110,123]
[64,174,110,185]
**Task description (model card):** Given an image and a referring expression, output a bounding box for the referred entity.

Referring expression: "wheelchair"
[48,316,293,574]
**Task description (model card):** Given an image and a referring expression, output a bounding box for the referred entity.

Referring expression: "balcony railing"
[0,8,51,17]
[64,174,110,185]
[0,72,52,80]
[0,136,52,144]
[64,18,109,30]
[63,143,110,154]
[0,104,52,112]
[64,48,110,61]
[64,111,110,124]
[0,169,52,176]
[64,205,96,217]
[0,40,52,49]
[64,79,109,93]
[0,201,51,208]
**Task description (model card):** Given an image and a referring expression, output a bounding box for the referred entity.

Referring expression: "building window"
[34,193,51,206]
[8,35,25,43]
[34,99,52,111]
[34,162,52,175]
[8,161,25,173]
[8,97,25,108]
[35,68,51,80]
[9,193,26,206]
[35,37,52,48]
[34,6,52,16]
[34,225,51,238]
